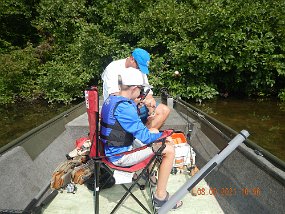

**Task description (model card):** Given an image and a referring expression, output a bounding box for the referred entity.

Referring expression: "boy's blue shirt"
[104,96,162,162]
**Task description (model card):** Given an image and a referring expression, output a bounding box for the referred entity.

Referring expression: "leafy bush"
[0,45,40,104]
[84,0,284,101]
[278,89,285,102]
[34,0,87,45]
[0,0,39,48]
[0,0,284,104]
[37,41,93,104]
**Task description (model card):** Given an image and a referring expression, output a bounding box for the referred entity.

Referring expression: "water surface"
[0,101,74,148]
[190,98,285,161]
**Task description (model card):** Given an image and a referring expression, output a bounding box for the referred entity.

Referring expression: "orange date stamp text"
[196,187,261,197]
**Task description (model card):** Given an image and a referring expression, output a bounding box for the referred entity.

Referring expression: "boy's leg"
[154,142,183,208]
[155,143,175,199]
[112,147,153,167]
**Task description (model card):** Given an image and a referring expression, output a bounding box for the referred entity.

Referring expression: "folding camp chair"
[98,130,173,214]
[84,86,174,214]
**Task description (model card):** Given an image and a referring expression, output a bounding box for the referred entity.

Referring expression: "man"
[101,48,170,129]
[100,67,182,210]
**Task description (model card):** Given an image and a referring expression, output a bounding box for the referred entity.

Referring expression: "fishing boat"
[0,90,284,214]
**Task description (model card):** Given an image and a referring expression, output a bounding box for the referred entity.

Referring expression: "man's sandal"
[154,192,183,210]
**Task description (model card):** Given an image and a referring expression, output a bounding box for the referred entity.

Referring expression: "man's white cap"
[120,68,153,88]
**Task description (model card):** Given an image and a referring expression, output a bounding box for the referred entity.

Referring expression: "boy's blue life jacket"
[100,96,134,147]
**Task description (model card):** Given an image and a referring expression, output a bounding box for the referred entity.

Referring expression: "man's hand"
[143,95,156,107]
[142,95,156,115]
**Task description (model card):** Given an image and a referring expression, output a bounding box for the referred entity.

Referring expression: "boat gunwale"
[0,101,86,156]
[174,98,285,185]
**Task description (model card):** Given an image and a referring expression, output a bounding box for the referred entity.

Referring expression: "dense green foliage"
[0,0,284,104]
[0,45,40,104]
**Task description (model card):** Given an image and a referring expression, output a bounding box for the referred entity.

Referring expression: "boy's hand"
[166,136,174,145]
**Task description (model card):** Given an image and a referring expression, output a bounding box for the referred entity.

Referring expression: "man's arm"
[141,74,156,114]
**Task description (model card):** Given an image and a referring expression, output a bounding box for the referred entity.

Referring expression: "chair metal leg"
[110,166,151,214]
[93,160,101,214]
[110,155,159,214]
[120,184,152,214]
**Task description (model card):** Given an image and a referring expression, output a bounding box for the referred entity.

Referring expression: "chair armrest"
[151,129,174,145]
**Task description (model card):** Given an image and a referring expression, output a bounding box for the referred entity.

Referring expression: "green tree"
[34,0,87,45]
[0,45,40,104]
[1,0,284,104]
[0,0,39,49]
[33,0,94,103]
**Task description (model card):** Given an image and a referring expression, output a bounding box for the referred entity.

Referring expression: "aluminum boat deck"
[43,108,224,214]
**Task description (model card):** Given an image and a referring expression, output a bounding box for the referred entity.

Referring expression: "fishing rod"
[161,87,232,142]
[179,98,232,142]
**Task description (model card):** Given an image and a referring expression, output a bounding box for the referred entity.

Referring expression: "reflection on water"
[0,101,74,148]
[190,98,285,161]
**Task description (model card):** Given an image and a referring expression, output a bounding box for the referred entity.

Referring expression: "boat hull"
[0,97,284,213]
[172,98,285,214]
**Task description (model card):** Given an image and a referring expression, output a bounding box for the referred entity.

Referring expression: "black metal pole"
[94,89,100,214]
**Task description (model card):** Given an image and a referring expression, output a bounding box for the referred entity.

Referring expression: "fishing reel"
[137,88,150,101]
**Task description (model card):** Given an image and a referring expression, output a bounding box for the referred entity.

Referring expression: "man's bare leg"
[146,104,170,129]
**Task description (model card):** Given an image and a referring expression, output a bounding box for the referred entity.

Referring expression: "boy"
[100,67,182,210]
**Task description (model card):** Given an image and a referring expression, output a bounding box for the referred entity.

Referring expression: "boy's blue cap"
[132,48,150,74]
